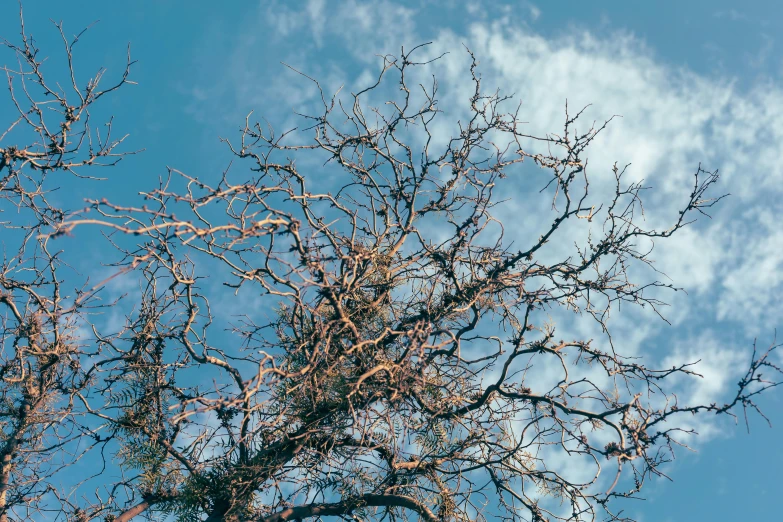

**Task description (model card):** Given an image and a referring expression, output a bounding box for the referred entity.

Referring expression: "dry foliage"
[1,11,781,522]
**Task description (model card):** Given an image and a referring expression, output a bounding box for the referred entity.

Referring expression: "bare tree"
[0,9,138,522]
[1,11,781,522]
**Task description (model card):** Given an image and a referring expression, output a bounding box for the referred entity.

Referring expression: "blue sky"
[2,1,782,520]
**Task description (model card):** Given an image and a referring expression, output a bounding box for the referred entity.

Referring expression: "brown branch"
[260,494,439,522]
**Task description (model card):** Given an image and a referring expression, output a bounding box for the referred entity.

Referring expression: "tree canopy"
[1,11,780,522]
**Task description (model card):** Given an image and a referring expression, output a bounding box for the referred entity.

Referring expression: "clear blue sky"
[2,1,781,520]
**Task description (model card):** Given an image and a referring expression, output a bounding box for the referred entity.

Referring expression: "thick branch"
[113,500,153,522]
[260,494,438,522]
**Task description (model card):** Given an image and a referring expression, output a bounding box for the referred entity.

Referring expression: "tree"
[1,11,781,522]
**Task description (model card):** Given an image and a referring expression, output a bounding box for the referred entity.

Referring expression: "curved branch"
[260,494,438,522]
[113,500,153,522]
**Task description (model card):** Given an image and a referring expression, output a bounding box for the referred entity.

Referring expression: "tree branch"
[260,494,439,522]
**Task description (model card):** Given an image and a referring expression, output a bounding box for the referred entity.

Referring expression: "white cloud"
[306,0,327,47]
[659,331,748,439]
[235,0,783,396]
[197,0,783,476]
[713,9,749,22]
[528,4,541,21]
[716,206,783,329]
[431,20,783,332]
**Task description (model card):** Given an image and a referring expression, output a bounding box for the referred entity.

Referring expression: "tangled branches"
[1,14,780,522]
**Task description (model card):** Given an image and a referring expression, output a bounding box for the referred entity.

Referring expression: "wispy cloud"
[198,0,783,440]
[713,9,749,22]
